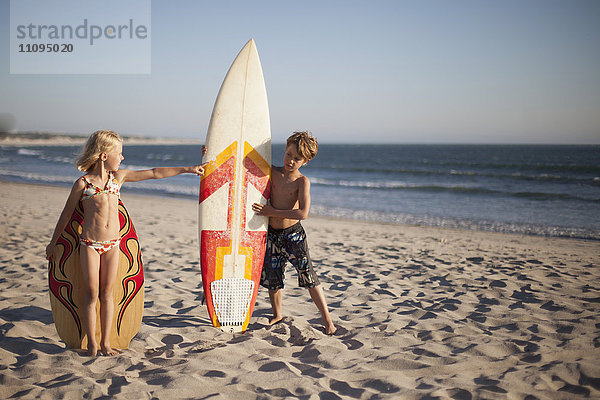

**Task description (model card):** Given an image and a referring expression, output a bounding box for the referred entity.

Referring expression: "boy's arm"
[46,179,85,260]
[118,164,206,183]
[252,177,311,220]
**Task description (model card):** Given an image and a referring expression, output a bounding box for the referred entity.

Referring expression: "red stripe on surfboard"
[244,151,271,200]
[199,155,236,204]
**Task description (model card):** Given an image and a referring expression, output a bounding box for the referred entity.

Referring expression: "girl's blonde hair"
[75,130,122,172]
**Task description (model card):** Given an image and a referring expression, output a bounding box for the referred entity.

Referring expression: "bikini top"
[81,171,121,201]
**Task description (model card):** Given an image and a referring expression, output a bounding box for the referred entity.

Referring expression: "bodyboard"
[48,199,144,349]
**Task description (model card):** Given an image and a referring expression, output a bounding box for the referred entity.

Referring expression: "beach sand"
[1,180,599,399]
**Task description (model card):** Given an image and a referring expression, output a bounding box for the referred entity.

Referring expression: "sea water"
[1,143,598,240]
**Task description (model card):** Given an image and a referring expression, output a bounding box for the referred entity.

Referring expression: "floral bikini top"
[81,171,121,201]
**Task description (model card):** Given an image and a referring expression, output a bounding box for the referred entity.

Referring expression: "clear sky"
[1,0,599,144]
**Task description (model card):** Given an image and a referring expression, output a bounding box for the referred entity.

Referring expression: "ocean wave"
[0,169,77,185]
[17,148,43,156]
[125,180,199,197]
[40,155,74,164]
[0,168,200,198]
[308,166,598,185]
[436,160,600,174]
[309,177,599,202]
[145,153,186,161]
[120,163,156,171]
[310,205,600,240]
[13,147,76,165]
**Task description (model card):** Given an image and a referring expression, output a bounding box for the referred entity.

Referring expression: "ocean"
[1,143,598,240]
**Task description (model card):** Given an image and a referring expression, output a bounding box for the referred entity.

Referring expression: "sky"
[1,0,599,144]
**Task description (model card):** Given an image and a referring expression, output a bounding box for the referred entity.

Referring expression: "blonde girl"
[46,130,206,356]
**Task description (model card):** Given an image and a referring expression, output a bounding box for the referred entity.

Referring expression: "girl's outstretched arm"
[117,164,207,183]
[46,178,85,260]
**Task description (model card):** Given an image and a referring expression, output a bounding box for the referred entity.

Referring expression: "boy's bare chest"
[272,173,299,205]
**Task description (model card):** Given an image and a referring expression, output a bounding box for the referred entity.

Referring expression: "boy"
[252,131,336,335]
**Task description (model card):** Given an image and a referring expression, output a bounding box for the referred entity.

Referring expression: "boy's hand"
[252,200,273,216]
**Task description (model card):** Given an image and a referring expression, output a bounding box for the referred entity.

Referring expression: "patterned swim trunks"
[260,222,320,290]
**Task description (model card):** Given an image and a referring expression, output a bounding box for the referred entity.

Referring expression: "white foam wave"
[120,163,155,171]
[0,168,76,184]
[310,177,410,189]
[17,148,42,156]
[309,205,600,240]
[145,153,185,161]
[126,180,199,197]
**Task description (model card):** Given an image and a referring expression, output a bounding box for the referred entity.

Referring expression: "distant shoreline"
[2,132,597,147]
[0,132,204,146]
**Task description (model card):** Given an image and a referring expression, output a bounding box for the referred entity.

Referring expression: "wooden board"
[199,39,271,333]
[48,200,144,349]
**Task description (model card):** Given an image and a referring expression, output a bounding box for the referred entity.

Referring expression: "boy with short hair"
[252,131,336,335]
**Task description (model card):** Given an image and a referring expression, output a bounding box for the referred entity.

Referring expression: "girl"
[46,130,206,356]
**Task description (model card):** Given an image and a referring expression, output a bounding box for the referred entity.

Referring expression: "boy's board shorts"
[260,222,320,290]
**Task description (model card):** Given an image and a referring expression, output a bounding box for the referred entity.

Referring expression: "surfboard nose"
[238,38,259,60]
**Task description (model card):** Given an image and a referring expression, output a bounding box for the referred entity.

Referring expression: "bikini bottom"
[80,238,121,255]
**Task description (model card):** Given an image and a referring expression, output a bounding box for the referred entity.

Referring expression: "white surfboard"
[198,39,271,332]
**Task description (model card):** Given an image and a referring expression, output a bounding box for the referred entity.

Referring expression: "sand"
[1,180,599,399]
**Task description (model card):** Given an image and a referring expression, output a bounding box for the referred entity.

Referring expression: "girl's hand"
[45,243,54,261]
[190,163,208,176]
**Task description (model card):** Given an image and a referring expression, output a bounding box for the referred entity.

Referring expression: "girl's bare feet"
[100,346,121,356]
[86,344,98,357]
[325,322,337,336]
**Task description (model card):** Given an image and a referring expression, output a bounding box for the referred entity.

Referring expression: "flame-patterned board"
[199,39,271,333]
[48,199,144,350]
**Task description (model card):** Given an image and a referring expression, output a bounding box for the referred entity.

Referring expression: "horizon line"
[2,131,599,146]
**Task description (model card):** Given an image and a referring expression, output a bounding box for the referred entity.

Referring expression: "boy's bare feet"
[308,286,336,336]
[268,316,284,325]
[268,289,284,326]
[325,323,337,336]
